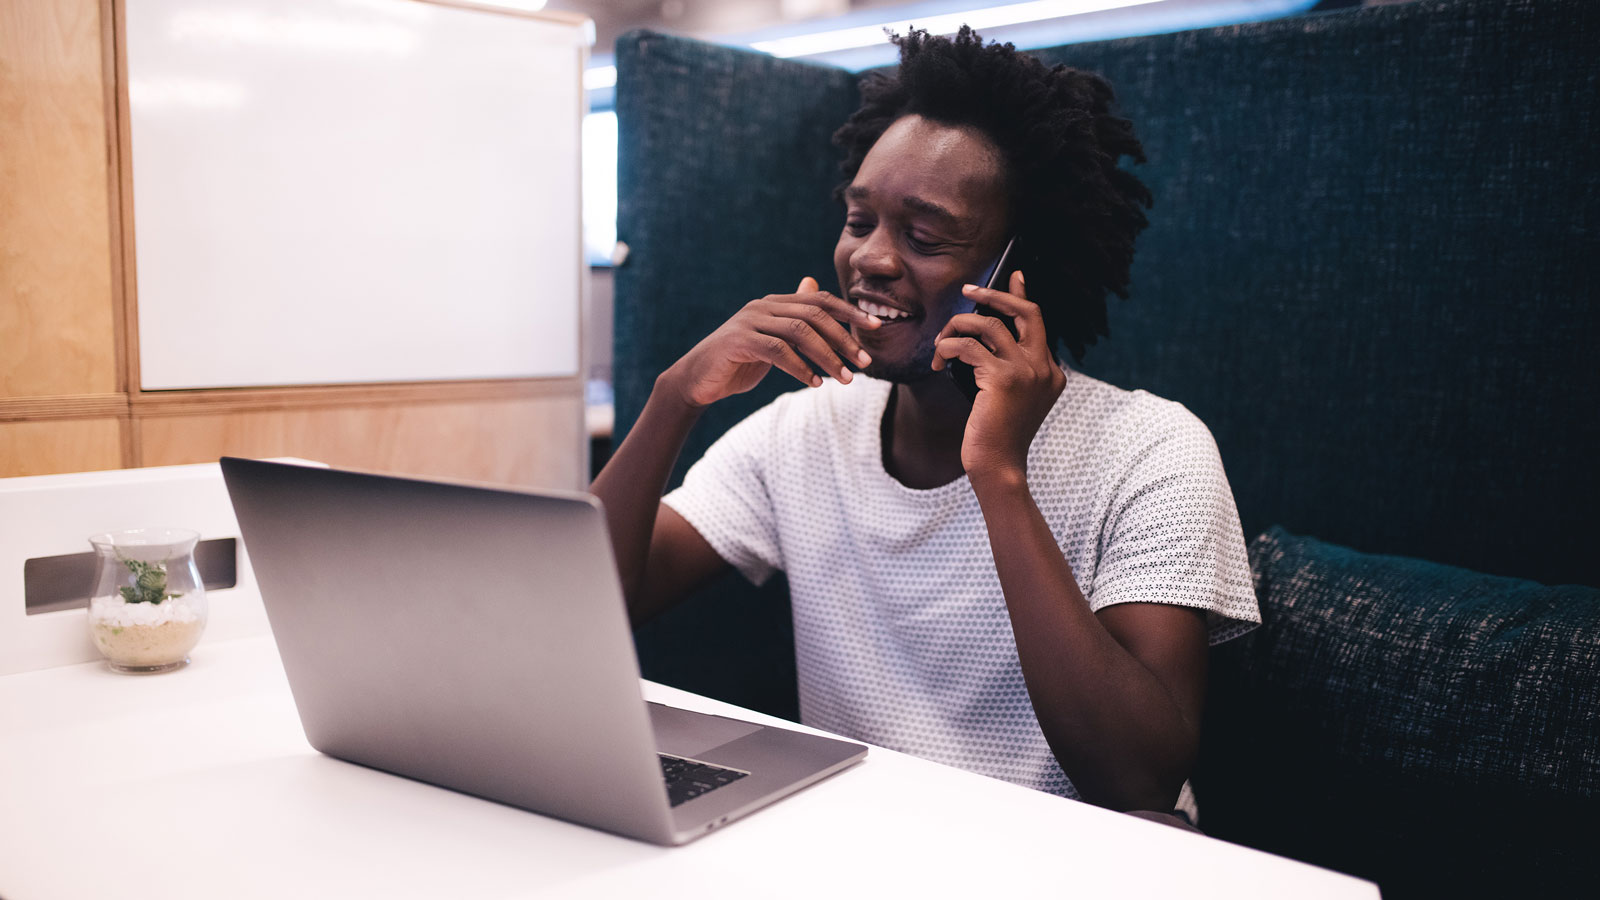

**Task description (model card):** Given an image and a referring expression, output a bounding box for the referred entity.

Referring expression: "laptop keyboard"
[659,753,748,807]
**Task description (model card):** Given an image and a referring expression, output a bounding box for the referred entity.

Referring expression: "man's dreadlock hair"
[832,27,1151,363]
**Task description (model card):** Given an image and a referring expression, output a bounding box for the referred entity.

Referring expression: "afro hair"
[832,26,1152,362]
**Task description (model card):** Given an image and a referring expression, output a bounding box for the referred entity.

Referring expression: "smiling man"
[591,27,1259,825]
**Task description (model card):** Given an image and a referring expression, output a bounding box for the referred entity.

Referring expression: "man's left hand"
[931,271,1066,482]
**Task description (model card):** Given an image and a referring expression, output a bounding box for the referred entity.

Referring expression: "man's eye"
[906,233,943,253]
[844,220,872,236]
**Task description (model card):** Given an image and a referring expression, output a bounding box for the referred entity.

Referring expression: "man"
[592,27,1259,824]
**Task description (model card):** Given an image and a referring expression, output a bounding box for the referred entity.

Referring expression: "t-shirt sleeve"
[1087,404,1261,644]
[661,404,784,586]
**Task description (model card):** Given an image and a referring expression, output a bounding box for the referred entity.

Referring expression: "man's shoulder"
[1055,370,1217,461]
[698,379,885,474]
[1060,368,1201,428]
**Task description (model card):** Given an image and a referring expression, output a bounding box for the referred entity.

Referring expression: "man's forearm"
[970,471,1199,812]
[589,372,703,610]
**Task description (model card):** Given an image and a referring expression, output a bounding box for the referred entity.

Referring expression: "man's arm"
[591,277,880,624]
[971,470,1208,811]
[589,382,727,625]
[934,273,1213,811]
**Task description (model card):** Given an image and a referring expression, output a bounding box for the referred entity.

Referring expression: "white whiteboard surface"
[127,0,587,390]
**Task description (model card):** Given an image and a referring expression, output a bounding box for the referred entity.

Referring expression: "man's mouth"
[850,291,916,321]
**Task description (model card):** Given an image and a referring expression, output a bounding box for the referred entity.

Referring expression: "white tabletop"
[0,636,1377,899]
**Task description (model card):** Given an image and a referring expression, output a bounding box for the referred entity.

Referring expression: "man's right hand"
[659,277,883,409]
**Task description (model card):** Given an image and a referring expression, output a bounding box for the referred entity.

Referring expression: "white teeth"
[856,299,909,320]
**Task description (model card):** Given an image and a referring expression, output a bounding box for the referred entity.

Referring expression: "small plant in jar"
[88,528,209,673]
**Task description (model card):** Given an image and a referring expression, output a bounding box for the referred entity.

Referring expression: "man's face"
[834,114,1010,384]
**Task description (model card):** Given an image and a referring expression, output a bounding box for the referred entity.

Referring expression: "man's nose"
[851,228,902,279]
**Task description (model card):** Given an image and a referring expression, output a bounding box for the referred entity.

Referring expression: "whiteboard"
[126,0,587,389]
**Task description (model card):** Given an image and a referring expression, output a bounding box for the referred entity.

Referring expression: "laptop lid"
[220,457,677,844]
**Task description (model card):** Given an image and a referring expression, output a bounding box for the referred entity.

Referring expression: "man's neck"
[881,375,971,489]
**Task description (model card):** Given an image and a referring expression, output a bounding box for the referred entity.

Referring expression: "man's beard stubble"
[861,341,939,385]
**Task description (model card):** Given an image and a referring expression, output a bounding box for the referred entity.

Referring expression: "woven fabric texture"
[614,32,862,718]
[1025,0,1598,588]
[614,31,859,481]
[1204,527,1599,897]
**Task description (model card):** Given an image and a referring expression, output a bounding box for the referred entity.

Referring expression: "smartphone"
[948,237,1018,402]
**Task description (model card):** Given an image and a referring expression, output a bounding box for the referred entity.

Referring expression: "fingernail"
[839,368,852,383]
[1017,271,1025,285]
[857,350,872,366]
[962,283,978,293]
[811,375,822,387]
[867,315,883,326]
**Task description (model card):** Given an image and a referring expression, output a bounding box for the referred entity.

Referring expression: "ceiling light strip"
[750,0,1162,58]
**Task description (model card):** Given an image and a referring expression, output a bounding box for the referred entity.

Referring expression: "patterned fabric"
[664,367,1259,802]
[1026,0,1599,588]
[1199,527,1600,898]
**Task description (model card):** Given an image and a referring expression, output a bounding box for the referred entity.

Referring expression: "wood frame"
[103,0,135,464]
[3,0,594,489]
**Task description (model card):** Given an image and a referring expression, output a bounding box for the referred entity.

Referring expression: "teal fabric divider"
[613,3,1598,893]
[1023,0,1598,588]
[617,1,1598,590]
[614,33,861,721]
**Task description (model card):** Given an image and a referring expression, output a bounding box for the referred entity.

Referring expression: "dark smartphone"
[949,237,1018,402]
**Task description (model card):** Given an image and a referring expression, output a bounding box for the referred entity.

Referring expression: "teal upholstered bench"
[611,1,1599,895]
[1211,529,1598,896]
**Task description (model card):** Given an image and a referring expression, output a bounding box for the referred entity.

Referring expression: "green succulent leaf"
[118,557,174,604]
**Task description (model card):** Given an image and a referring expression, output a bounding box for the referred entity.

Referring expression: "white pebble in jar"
[89,596,205,668]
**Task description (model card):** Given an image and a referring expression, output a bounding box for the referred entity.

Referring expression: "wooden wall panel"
[0,418,125,476]
[0,0,120,399]
[0,0,590,492]
[137,395,586,491]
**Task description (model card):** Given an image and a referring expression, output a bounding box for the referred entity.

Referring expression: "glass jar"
[87,528,209,674]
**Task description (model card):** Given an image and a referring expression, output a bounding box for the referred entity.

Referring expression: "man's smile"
[849,288,918,322]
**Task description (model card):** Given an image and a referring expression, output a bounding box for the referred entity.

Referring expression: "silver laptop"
[221,457,865,846]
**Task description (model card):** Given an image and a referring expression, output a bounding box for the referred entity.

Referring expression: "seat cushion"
[1197,526,1599,899]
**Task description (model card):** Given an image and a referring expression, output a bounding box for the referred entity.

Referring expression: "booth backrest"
[1016,0,1598,588]
[617,0,1597,589]
[614,1,1597,891]
[615,42,861,719]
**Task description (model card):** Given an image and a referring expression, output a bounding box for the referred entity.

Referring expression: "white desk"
[0,636,1377,899]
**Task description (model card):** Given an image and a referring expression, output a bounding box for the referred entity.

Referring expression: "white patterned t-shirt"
[662,366,1260,804]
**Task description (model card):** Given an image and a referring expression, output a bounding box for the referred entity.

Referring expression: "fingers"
[750,334,825,388]
[960,272,1041,346]
[935,312,1018,354]
[757,301,872,381]
[720,278,883,390]
[930,335,992,373]
[787,280,882,331]
[932,270,1039,379]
